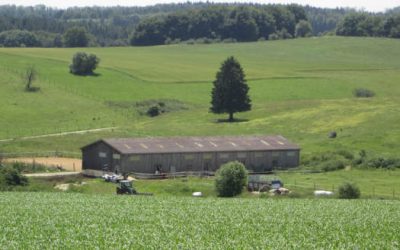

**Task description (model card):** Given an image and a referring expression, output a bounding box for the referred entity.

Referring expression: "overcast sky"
[0,0,399,12]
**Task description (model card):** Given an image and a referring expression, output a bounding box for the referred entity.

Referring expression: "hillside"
[1,37,400,158]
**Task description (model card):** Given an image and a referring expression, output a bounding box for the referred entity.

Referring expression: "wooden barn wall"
[82,142,122,172]
[120,150,300,174]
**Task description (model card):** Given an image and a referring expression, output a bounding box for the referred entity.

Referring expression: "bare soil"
[4,157,82,172]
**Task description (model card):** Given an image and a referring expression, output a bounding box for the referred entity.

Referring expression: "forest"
[0,3,399,47]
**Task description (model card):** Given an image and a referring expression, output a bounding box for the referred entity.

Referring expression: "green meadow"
[1,36,400,157]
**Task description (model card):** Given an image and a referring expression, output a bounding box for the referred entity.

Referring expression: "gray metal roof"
[85,135,300,154]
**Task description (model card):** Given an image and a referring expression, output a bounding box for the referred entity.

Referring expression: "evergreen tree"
[210,56,251,122]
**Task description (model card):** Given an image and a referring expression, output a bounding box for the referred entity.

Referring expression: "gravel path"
[0,127,117,142]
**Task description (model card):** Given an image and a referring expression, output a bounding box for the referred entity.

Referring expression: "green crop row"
[0,192,398,249]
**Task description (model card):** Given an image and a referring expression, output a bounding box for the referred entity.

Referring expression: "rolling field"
[1,36,400,158]
[0,192,399,248]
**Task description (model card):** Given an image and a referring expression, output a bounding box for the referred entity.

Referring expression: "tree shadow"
[70,72,101,77]
[215,118,249,123]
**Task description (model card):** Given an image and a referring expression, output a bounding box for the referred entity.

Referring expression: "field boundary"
[1,151,80,159]
[0,127,117,143]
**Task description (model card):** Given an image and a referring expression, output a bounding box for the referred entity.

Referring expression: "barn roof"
[82,135,300,154]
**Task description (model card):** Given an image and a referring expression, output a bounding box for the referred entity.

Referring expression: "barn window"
[203,153,212,160]
[286,151,296,157]
[184,154,194,160]
[99,152,107,158]
[272,152,280,157]
[255,152,264,158]
[113,154,121,159]
[219,153,229,159]
[129,155,141,162]
[237,153,247,158]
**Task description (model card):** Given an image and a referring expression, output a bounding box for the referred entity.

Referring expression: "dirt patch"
[4,157,82,172]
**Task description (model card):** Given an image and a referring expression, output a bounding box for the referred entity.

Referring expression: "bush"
[321,160,345,172]
[338,182,360,199]
[215,161,248,197]
[353,88,375,98]
[147,105,161,117]
[0,29,41,47]
[0,165,29,190]
[268,33,279,40]
[366,157,400,169]
[69,52,100,75]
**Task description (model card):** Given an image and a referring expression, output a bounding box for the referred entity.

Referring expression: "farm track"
[5,157,82,172]
[24,172,81,177]
[0,127,117,142]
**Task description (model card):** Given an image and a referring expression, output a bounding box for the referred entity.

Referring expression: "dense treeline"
[131,4,312,45]
[336,12,400,38]
[0,3,399,47]
[304,6,349,35]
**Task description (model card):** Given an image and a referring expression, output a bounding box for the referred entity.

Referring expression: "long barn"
[81,135,300,176]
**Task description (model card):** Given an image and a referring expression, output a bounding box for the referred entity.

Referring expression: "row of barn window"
[98,151,296,161]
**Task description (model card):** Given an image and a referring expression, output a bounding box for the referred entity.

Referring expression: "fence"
[282,179,399,200]
[0,151,81,159]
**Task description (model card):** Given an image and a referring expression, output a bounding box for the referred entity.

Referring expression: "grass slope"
[0,192,399,248]
[0,37,400,157]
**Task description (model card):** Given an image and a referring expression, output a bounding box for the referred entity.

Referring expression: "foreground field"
[0,192,398,248]
[1,37,400,158]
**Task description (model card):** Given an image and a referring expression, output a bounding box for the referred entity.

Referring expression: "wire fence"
[283,179,399,200]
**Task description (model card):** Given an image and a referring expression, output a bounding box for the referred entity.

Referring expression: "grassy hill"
[1,37,400,158]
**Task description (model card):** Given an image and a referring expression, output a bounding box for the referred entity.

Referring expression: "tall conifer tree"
[210,56,251,122]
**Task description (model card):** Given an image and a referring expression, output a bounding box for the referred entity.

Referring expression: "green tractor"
[116,180,137,195]
[116,180,153,196]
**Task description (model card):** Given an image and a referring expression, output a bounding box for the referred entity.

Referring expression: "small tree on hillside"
[70,52,100,75]
[24,66,39,92]
[210,56,251,122]
[215,161,248,197]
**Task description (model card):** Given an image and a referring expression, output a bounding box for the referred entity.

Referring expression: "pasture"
[0,37,400,158]
[0,192,399,249]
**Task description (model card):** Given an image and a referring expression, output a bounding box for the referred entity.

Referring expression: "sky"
[0,0,399,12]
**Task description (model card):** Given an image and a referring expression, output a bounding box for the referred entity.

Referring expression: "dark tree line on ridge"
[0,3,399,48]
[131,4,311,45]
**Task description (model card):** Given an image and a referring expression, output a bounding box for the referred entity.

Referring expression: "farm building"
[81,135,300,177]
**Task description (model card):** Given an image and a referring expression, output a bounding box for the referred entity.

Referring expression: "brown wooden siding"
[82,142,300,174]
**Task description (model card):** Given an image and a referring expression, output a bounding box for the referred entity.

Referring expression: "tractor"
[116,180,153,196]
[116,180,137,195]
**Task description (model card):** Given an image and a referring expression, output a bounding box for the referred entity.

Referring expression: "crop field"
[0,192,399,249]
[1,37,400,157]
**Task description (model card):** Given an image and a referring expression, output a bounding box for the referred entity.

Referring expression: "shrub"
[0,165,29,190]
[146,105,161,117]
[321,160,345,172]
[268,33,279,40]
[336,150,354,160]
[215,161,248,197]
[69,52,100,75]
[338,182,360,199]
[353,88,375,98]
[366,157,400,169]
